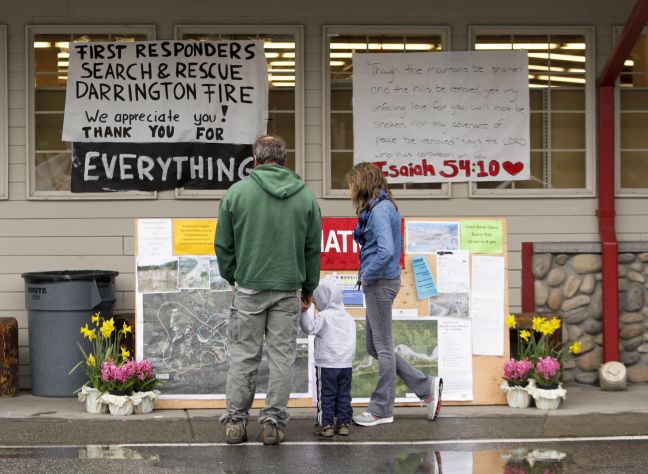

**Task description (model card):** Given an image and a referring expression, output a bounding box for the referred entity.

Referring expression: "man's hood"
[250,164,305,199]
[314,276,345,312]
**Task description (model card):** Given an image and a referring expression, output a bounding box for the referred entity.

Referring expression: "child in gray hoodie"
[300,276,356,437]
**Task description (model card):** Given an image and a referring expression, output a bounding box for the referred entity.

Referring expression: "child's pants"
[316,366,353,427]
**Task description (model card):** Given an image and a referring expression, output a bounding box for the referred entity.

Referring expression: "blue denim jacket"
[359,200,402,284]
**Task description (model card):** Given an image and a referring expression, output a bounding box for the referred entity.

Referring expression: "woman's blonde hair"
[345,162,396,215]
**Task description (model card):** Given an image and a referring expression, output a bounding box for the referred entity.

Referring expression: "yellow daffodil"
[570,341,582,354]
[91,312,100,325]
[520,330,531,342]
[87,328,97,341]
[86,353,96,366]
[549,317,561,332]
[539,320,555,336]
[120,347,131,359]
[121,322,132,335]
[532,316,544,332]
[80,324,92,339]
[505,314,517,329]
[100,318,116,338]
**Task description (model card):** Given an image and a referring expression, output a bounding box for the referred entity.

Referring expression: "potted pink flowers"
[527,356,566,409]
[131,359,161,414]
[501,358,535,408]
[100,359,161,415]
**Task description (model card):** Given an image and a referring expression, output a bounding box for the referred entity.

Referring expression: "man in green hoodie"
[215,134,321,445]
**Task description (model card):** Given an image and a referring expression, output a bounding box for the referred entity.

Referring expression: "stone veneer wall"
[532,243,648,385]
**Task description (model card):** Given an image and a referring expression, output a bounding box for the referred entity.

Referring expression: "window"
[175,25,303,198]
[323,25,451,198]
[0,25,6,200]
[26,25,156,199]
[616,27,648,195]
[469,27,595,197]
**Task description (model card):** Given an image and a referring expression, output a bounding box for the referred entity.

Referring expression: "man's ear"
[253,156,258,167]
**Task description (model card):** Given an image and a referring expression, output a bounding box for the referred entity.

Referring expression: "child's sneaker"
[425,377,443,421]
[335,423,350,436]
[312,423,334,437]
[352,411,394,426]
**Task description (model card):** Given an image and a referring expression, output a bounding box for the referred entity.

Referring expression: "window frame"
[614,25,648,197]
[322,25,452,199]
[468,25,596,198]
[0,25,7,200]
[174,24,304,199]
[25,24,157,200]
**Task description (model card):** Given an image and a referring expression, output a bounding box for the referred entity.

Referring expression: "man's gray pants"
[221,289,301,427]
[364,278,431,418]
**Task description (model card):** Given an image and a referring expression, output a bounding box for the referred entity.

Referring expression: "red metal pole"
[521,242,535,313]
[597,0,648,362]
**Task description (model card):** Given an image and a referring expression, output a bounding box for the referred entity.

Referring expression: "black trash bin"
[21,270,118,397]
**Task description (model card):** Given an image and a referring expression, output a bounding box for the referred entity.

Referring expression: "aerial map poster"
[135,218,311,399]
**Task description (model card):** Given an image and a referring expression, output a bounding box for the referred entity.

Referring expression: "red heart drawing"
[502,161,524,176]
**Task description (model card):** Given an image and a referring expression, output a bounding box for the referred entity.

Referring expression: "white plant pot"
[133,396,154,414]
[506,387,532,408]
[100,393,134,416]
[78,386,107,414]
[131,390,160,414]
[534,394,562,410]
[527,384,566,411]
[85,390,107,414]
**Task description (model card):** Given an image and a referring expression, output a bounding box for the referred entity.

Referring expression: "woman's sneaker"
[425,377,443,421]
[352,411,394,426]
[335,423,350,436]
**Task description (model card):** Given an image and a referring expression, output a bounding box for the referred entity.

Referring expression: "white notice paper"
[137,219,173,258]
[438,318,473,401]
[436,250,470,293]
[470,255,505,355]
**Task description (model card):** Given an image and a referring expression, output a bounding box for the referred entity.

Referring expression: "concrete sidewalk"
[1,383,646,420]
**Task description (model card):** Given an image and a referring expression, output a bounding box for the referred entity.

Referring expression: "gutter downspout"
[598,0,648,362]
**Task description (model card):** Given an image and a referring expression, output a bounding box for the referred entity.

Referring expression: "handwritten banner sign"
[70,142,253,192]
[352,51,530,183]
[63,40,268,144]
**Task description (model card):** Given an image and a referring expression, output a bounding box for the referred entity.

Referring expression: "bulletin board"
[134,217,508,409]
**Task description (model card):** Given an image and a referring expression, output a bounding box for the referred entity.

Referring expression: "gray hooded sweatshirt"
[300,277,356,368]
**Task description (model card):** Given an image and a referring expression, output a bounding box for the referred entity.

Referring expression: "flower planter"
[77,386,107,414]
[131,390,160,414]
[527,383,566,410]
[100,392,134,416]
[501,380,534,408]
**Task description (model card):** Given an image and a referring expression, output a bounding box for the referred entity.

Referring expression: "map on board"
[352,318,438,400]
[142,288,310,397]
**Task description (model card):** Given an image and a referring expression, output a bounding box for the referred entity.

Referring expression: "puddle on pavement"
[0,445,565,473]
[390,448,566,473]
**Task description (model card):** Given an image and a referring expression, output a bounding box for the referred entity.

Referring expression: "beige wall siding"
[0,0,643,388]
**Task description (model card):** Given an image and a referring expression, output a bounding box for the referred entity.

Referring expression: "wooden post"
[0,317,19,397]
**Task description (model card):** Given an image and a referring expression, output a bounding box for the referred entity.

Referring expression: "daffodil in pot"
[131,360,161,414]
[70,312,132,413]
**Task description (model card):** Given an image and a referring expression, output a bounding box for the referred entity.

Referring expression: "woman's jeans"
[363,278,431,417]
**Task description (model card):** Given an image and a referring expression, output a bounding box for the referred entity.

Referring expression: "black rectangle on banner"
[71,142,253,192]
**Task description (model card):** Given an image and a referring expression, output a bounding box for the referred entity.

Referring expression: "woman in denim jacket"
[346,162,443,427]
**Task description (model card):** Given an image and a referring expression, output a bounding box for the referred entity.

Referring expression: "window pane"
[35,152,71,192]
[551,113,585,149]
[36,89,66,111]
[620,89,648,110]
[621,112,648,148]
[35,114,67,150]
[551,151,585,188]
[621,151,648,188]
[183,31,298,171]
[33,31,154,194]
[476,32,589,193]
[328,32,443,190]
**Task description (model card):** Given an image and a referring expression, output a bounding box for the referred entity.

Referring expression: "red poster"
[321,217,404,271]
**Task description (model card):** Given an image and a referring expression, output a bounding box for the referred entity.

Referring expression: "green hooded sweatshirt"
[215,164,322,296]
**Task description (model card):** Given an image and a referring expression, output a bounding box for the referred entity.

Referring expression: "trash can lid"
[21,270,119,282]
